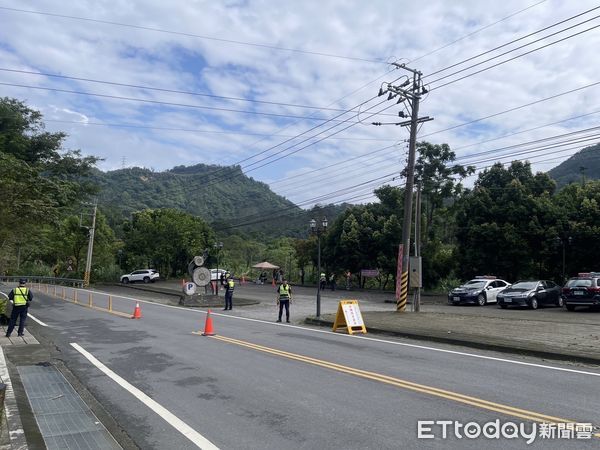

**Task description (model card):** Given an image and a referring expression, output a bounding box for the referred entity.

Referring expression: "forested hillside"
[548,143,600,187]
[92,164,349,238]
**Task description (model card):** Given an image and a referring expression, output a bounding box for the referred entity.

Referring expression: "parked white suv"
[210,269,229,281]
[120,269,160,284]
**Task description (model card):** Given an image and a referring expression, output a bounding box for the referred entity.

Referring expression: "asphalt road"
[6,286,600,449]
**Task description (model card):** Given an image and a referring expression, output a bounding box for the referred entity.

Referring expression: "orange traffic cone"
[132,302,142,319]
[202,309,216,336]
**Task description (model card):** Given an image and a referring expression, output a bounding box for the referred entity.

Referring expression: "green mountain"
[92,163,349,238]
[548,143,600,187]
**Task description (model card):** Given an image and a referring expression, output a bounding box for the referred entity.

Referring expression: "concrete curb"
[304,317,600,366]
[101,283,260,307]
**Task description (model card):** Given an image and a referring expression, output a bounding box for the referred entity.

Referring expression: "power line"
[452,108,600,151]
[456,125,600,163]
[430,22,600,91]
[279,128,600,208]
[217,173,403,230]
[0,117,399,142]
[0,81,373,122]
[460,135,600,166]
[0,6,386,64]
[279,127,600,202]
[218,137,597,231]
[116,82,599,207]
[409,0,547,64]
[208,139,589,232]
[270,143,399,188]
[92,93,399,206]
[0,67,398,117]
[462,144,591,180]
[421,79,600,138]
[189,100,398,193]
[136,72,403,195]
[426,5,600,79]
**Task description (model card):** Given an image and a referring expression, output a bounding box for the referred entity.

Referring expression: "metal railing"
[0,276,84,288]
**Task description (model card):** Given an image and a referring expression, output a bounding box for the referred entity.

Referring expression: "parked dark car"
[562,272,600,311]
[496,280,562,309]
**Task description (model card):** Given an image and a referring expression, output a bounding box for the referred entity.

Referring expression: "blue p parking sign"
[183,282,197,295]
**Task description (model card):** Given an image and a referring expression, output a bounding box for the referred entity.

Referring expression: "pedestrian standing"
[6,278,32,337]
[319,272,326,290]
[276,279,292,323]
[345,270,352,290]
[329,273,336,291]
[223,276,235,310]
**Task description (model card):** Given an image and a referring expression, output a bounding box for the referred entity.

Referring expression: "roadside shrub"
[432,275,463,294]
[93,264,122,283]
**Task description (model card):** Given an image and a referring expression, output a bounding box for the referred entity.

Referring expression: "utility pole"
[374,63,432,312]
[83,201,97,287]
[414,182,422,312]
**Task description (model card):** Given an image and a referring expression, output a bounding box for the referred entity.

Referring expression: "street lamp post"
[214,242,223,295]
[555,236,572,283]
[309,217,328,317]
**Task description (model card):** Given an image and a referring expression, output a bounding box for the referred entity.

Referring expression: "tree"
[0,98,100,274]
[123,209,213,277]
[43,212,117,279]
[454,161,558,281]
[409,142,475,241]
[320,187,403,289]
[552,181,600,277]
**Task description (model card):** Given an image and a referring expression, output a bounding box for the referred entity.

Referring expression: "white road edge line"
[70,342,219,450]
[27,313,48,327]
[55,286,600,378]
[210,315,600,378]
[0,347,27,448]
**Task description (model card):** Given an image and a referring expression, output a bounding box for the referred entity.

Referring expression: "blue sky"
[1,0,600,207]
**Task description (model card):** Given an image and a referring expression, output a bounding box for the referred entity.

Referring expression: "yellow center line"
[211,334,597,430]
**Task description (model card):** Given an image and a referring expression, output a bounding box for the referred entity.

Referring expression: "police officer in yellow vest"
[6,278,33,337]
[276,280,292,323]
[223,276,234,310]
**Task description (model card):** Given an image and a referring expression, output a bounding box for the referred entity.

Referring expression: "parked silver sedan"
[497,280,562,309]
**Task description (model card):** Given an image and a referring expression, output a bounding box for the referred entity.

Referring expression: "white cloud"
[1,0,599,206]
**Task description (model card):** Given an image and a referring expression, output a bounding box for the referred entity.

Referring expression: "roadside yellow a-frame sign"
[332,300,367,335]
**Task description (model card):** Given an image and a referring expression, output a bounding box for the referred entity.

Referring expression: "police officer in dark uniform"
[6,278,33,337]
[276,279,292,323]
[224,276,235,310]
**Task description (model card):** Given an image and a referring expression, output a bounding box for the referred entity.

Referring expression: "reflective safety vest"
[226,279,235,292]
[278,284,291,300]
[13,287,29,306]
